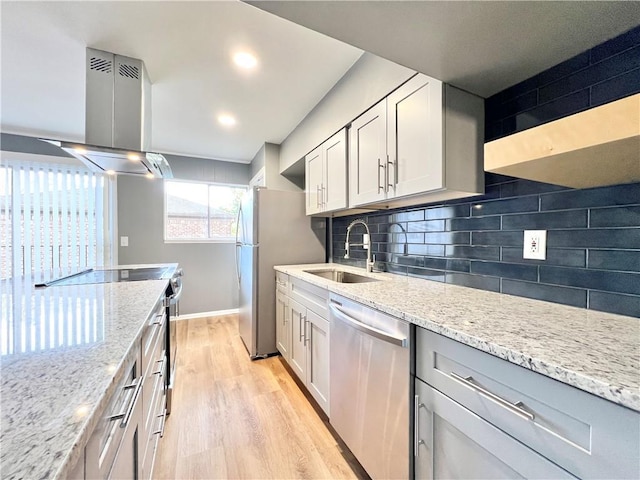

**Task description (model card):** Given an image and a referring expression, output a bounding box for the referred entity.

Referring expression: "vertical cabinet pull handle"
[304,317,309,346]
[299,312,304,341]
[377,159,386,193]
[316,185,321,209]
[414,394,425,457]
[387,154,395,190]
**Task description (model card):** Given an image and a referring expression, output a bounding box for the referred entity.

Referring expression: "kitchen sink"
[304,269,380,284]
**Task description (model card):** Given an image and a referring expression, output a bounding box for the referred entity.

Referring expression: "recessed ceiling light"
[145,172,155,179]
[218,114,237,127]
[233,52,258,69]
[74,147,87,155]
[106,170,116,176]
[128,153,140,162]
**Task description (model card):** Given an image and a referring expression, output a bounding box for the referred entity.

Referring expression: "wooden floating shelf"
[484,93,640,189]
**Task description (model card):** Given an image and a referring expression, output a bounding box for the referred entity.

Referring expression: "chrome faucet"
[344,218,375,272]
[388,222,409,256]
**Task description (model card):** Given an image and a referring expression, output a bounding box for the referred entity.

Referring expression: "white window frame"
[163,179,247,244]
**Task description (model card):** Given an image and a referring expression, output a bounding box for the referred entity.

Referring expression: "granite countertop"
[0,264,177,480]
[275,263,640,412]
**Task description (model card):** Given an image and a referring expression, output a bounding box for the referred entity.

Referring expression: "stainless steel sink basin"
[304,269,380,284]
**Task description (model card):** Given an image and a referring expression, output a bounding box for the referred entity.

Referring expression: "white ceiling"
[249,1,640,98]
[0,1,362,163]
[3,2,639,166]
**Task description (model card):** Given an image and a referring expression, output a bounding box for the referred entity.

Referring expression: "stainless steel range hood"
[43,48,172,179]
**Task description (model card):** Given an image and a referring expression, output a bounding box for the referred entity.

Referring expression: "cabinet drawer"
[85,359,142,479]
[141,361,166,480]
[142,300,165,377]
[290,277,328,317]
[415,377,576,479]
[416,327,640,479]
[275,272,289,294]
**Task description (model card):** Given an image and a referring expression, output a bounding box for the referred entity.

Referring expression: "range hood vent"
[42,48,172,179]
[484,94,639,189]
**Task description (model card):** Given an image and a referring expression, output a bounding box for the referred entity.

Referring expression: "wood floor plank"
[153,315,361,480]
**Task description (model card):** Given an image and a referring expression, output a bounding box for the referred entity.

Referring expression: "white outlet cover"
[523,230,546,260]
[120,236,129,247]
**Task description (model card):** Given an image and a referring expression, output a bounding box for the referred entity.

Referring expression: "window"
[164,180,246,242]
[0,155,112,280]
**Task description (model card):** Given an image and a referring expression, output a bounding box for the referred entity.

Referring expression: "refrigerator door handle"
[235,204,243,285]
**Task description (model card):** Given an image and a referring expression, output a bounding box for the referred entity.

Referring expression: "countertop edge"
[274,263,640,413]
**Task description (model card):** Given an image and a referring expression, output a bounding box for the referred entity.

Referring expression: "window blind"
[0,155,111,280]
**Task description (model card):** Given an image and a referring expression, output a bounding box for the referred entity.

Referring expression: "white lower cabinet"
[276,273,330,416]
[83,297,167,480]
[415,378,575,479]
[275,289,291,362]
[414,327,640,480]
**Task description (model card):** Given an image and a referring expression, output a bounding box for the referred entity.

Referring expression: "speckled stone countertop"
[275,263,640,412]
[0,264,177,480]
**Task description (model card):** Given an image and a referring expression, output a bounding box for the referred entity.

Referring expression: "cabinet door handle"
[316,185,321,209]
[387,154,395,189]
[304,317,309,346]
[377,159,386,193]
[299,312,304,341]
[414,394,425,457]
[321,184,326,207]
[450,372,535,421]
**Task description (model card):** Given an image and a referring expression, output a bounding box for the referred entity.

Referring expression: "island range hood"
[43,48,172,178]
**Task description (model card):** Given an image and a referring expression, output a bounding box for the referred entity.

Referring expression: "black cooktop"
[36,267,172,287]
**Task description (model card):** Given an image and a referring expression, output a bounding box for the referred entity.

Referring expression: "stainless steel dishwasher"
[329,293,410,480]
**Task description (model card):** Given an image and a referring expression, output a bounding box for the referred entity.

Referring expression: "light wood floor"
[153,315,362,480]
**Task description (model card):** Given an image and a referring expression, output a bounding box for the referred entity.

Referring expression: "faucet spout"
[344,218,374,272]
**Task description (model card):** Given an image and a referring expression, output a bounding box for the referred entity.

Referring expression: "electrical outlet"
[523,230,546,260]
[120,236,128,247]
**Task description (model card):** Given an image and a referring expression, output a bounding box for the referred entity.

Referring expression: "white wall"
[279,52,416,174]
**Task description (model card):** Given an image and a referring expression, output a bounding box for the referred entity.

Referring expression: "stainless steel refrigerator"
[235,187,325,358]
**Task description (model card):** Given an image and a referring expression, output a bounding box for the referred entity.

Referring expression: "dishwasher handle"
[330,303,408,347]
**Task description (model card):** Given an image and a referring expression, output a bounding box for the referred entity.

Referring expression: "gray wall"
[278,52,416,175]
[250,142,302,190]
[118,154,251,315]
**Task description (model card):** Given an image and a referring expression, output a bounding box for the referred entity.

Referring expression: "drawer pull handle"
[450,372,535,421]
[153,408,168,437]
[107,376,144,427]
[153,351,166,376]
[149,312,164,327]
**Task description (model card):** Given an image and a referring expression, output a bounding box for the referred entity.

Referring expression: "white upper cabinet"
[305,145,323,215]
[388,75,443,198]
[349,101,387,205]
[350,74,484,209]
[305,128,347,216]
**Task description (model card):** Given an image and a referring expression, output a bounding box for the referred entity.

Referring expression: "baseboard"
[176,308,239,320]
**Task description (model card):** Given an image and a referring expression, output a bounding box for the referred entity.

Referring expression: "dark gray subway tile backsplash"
[331,176,640,318]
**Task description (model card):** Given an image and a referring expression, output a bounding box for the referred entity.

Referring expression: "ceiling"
[0,1,362,163]
[248,1,640,98]
[2,2,639,166]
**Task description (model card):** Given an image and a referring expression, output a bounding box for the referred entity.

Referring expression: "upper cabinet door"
[387,75,444,199]
[305,145,323,215]
[323,129,347,212]
[349,100,387,207]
